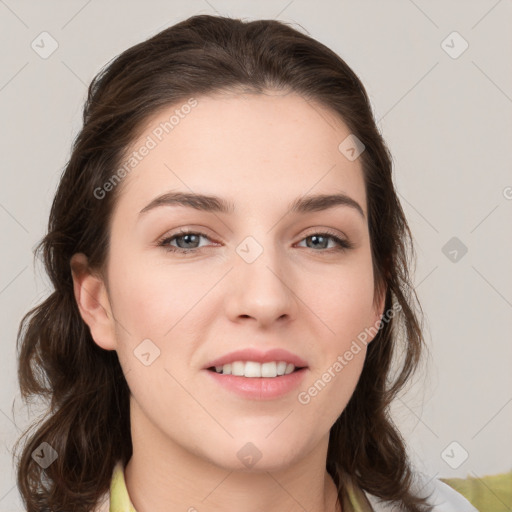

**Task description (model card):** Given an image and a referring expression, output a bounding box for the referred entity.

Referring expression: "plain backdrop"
[1,0,511,509]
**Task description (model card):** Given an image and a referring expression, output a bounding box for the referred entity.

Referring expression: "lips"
[205,366,308,400]
[203,348,308,370]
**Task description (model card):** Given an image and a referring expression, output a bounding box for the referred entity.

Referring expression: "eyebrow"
[139,191,365,219]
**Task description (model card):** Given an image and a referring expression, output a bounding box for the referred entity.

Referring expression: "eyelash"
[157,229,354,255]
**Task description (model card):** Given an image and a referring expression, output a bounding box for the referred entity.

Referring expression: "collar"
[110,461,137,512]
[340,472,375,512]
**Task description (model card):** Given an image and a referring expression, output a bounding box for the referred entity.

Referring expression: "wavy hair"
[14,14,433,511]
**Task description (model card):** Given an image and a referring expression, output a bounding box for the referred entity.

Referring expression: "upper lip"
[204,348,308,369]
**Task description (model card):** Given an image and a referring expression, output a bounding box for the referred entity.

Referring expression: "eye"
[158,230,213,254]
[296,230,353,252]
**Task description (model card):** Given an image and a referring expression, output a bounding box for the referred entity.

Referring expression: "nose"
[224,239,299,327]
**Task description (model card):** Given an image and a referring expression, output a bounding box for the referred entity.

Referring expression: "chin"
[198,437,306,473]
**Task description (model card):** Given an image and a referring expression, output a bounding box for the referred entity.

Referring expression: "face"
[74,90,385,472]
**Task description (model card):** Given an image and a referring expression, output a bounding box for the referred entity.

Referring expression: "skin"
[71,90,385,512]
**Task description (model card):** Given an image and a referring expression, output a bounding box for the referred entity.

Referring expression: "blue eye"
[297,232,353,251]
[158,230,211,254]
[157,229,353,255]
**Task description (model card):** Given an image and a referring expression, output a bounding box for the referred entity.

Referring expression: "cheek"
[297,264,374,424]
[108,252,207,339]
[301,258,376,343]
[107,257,200,408]
[296,253,376,407]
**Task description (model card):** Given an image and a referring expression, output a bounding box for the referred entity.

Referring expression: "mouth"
[204,363,309,400]
[206,361,307,378]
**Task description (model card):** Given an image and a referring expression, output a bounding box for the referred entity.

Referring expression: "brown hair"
[14,14,433,511]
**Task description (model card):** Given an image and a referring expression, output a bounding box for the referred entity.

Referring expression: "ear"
[70,253,117,351]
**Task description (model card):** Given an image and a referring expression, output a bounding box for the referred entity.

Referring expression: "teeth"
[276,361,287,376]
[213,361,298,377]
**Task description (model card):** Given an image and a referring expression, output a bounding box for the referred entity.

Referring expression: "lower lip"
[204,368,308,400]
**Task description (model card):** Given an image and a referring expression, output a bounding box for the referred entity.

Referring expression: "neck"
[123,399,342,512]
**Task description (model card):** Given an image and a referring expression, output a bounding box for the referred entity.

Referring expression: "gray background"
[1,0,511,509]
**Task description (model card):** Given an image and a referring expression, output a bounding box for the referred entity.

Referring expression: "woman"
[14,14,478,512]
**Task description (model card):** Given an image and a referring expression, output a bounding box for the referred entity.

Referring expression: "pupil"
[309,235,326,249]
[179,234,198,249]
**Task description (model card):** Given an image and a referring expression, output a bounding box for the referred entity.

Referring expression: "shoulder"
[422,476,480,511]
[363,471,480,511]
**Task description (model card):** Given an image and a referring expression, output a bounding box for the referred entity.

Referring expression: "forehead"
[113,90,367,219]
